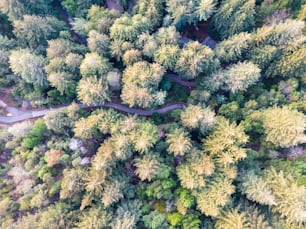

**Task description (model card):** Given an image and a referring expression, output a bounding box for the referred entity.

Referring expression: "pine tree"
[180,105,216,134]
[155,26,180,45]
[87,30,110,57]
[166,128,192,156]
[122,49,142,66]
[175,41,218,79]
[76,206,111,229]
[9,49,48,87]
[215,209,250,229]
[153,44,180,71]
[80,52,111,78]
[211,0,256,39]
[221,61,261,93]
[215,32,251,63]
[77,76,110,105]
[101,181,124,207]
[134,154,160,181]
[195,177,235,217]
[203,117,248,165]
[196,0,216,21]
[110,14,152,42]
[177,164,206,189]
[262,107,306,147]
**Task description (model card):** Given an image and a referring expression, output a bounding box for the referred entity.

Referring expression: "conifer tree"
[153,44,180,71]
[211,0,256,39]
[134,154,160,181]
[166,128,192,156]
[80,52,112,78]
[215,209,250,229]
[262,107,306,147]
[215,32,251,63]
[77,76,110,105]
[175,41,218,79]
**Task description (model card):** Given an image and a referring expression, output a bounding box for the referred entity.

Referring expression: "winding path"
[0,102,186,124]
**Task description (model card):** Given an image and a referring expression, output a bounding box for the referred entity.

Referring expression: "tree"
[211,0,256,39]
[87,30,110,57]
[252,19,304,46]
[101,181,124,207]
[77,76,110,105]
[215,209,250,229]
[80,52,111,78]
[265,45,306,78]
[215,32,251,64]
[240,172,277,206]
[47,72,76,95]
[0,0,51,20]
[196,0,216,21]
[195,177,235,217]
[136,33,158,58]
[133,0,165,28]
[62,0,100,17]
[9,49,48,87]
[130,121,159,153]
[8,121,33,138]
[134,154,160,181]
[122,49,142,66]
[13,15,64,49]
[180,105,216,135]
[177,164,206,189]
[155,26,180,46]
[76,206,111,229]
[121,61,166,108]
[110,40,134,62]
[44,149,64,167]
[262,107,306,147]
[110,14,152,42]
[153,44,180,71]
[246,45,278,71]
[175,41,218,79]
[166,128,192,156]
[203,117,248,165]
[166,0,196,30]
[111,211,136,229]
[221,61,261,93]
[143,210,169,229]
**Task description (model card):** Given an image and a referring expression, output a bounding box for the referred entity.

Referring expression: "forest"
[0,0,305,228]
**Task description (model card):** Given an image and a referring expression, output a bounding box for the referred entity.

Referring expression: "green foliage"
[166,212,183,226]
[121,61,166,108]
[143,210,169,229]
[215,32,251,63]
[21,119,47,149]
[212,0,256,39]
[110,14,152,42]
[166,127,192,156]
[77,76,110,105]
[215,209,250,229]
[62,0,101,17]
[13,15,64,49]
[175,41,219,79]
[134,154,160,181]
[80,52,112,78]
[9,49,48,87]
[262,107,306,147]
[76,206,111,229]
[153,44,180,71]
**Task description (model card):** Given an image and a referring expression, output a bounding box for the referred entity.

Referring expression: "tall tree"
[175,41,218,79]
[9,49,48,87]
[77,76,110,105]
[13,15,64,49]
[166,128,192,156]
[134,154,160,181]
[211,0,256,39]
[262,107,306,147]
[153,44,180,71]
[80,52,112,78]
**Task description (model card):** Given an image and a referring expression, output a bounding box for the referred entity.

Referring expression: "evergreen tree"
[87,30,110,57]
[215,32,251,64]
[155,26,180,45]
[262,107,306,147]
[76,206,111,229]
[196,0,216,21]
[77,76,110,105]
[153,44,180,71]
[80,52,112,78]
[180,105,216,135]
[215,209,250,229]
[203,117,248,165]
[166,128,192,156]
[110,14,152,42]
[211,0,256,39]
[221,61,261,93]
[13,15,64,49]
[9,49,48,87]
[134,154,160,181]
[177,163,206,189]
[175,41,218,79]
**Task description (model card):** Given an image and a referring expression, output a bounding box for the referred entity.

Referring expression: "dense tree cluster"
[0,0,305,228]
